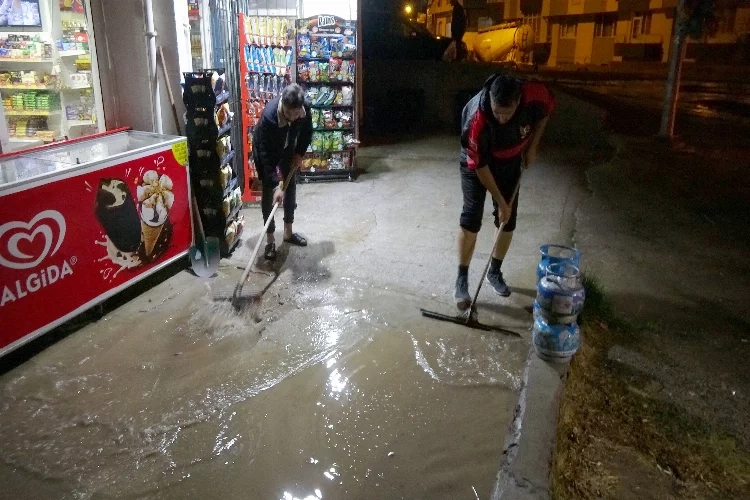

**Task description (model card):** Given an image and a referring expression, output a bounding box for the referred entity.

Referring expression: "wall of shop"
[90,0,185,136]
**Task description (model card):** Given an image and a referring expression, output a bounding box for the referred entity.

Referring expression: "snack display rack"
[0,1,105,152]
[237,14,296,203]
[296,15,357,182]
[182,70,244,256]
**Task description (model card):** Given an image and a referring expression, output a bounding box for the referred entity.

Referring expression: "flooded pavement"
[557,79,750,123]
[0,135,587,499]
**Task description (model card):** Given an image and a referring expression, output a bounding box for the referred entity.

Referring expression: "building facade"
[428,0,750,66]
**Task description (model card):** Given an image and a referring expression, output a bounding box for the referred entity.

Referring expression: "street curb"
[491,348,568,500]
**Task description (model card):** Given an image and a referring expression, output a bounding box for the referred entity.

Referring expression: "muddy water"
[0,274,527,500]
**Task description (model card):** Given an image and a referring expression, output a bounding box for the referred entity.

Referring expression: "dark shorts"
[459,160,521,234]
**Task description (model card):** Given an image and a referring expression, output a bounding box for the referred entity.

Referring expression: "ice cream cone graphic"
[137,170,175,257]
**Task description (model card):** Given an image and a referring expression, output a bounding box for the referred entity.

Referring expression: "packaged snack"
[267,47,275,73]
[310,38,323,58]
[323,87,336,106]
[312,86,333,106]
[335,111,352,128]
[272,17,280,45]
[320,37,331,58]
[311,108,321,129]
[332,131,344,151]
[285,48,293,72]
[297,63,309,82]
[343,133,355,147]
[323,109,335,129]
[211,71,226,94]
[236,215,245,236]
[329,153,345,170]
[341,39,356,58]
[342,86,354,105]
[329,58,342,81]
[217,136,232,158]
[348,61,356,82]
[333,89,344,105]
[308,62,320,82]
[305,86,319,104]
[318,63,329,82]
[298,35,311,59]
[311,132,324,152]
[220,165,232,189]
[250,17,259,44]
[216,103,231,128]
[222,195,231,217]
[225,221,237,245]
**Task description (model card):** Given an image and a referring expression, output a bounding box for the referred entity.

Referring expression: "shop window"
[632,12,652,39]
[560,19,577,39]
[595,14,617,37]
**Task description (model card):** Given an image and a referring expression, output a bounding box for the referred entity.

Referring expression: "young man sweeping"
[252,83,314,261]
[455,74,556,310]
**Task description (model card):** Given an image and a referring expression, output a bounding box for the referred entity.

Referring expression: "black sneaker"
[487,270,511,297]
[454,274,471,310]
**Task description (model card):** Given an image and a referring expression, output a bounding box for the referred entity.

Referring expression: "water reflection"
[282,489,323,500]
[327,369,348,399]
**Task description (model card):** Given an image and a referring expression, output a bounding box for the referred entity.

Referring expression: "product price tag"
[171,140,188,166]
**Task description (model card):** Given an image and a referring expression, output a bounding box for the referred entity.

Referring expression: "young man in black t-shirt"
[455,74,556,310]
[252,84,314,261]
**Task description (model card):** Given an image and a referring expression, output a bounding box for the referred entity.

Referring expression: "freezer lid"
[22,130,182,165]
[0,130,185,191]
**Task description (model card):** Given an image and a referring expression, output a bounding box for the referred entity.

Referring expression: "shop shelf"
[310,104,354,109]
[9,137,45,144]
[4,109,61,116]
[311,127,354,132]
[0,58,54,64]
[59,50,89,57]
[67,119,95,127]
[0,84,57,91]
[299,56,355,62]
[298,80,354,86]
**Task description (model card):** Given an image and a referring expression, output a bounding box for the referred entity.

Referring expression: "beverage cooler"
[0,130,192,356]
[0,0,106,153]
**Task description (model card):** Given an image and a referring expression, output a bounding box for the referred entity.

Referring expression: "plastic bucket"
[532,315,581,363]
[536,244,581,283]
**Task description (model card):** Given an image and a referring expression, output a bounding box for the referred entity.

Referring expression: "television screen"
[0,0,42,28]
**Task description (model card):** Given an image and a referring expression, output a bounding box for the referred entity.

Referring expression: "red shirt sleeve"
[522,82,556,118]
[466,109,490,170]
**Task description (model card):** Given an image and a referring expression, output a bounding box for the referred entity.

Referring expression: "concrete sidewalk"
[0,92,603,499]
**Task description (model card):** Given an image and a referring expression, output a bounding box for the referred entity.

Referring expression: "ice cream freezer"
[0,129,192,356]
